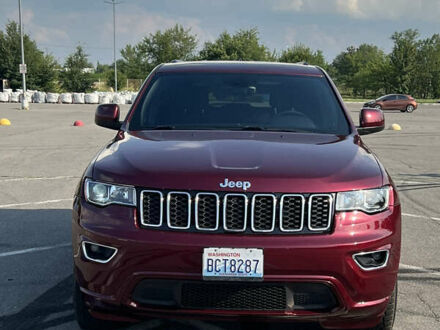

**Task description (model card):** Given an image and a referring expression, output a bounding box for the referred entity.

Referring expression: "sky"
[1,0,440,66]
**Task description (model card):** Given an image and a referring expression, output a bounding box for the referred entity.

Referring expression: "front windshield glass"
[129,72,350,135]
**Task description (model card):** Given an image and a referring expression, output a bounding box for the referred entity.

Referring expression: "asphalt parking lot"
[0,102,439,330]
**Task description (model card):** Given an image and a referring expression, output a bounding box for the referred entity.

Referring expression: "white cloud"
[284,25,348,57]
[101,8,214,48]
[6,8,70,45]
[274,0,440,21]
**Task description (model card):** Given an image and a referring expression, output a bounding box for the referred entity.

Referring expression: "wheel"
[374,105,382,110]
[371,283,398,330]
[406,104,415,113]
[74,281,121,330]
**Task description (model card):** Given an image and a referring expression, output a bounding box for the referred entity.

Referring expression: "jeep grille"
[140,191,333,234]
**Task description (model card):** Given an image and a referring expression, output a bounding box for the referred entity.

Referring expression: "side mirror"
[357,108,384,135]
[95,104,121,130]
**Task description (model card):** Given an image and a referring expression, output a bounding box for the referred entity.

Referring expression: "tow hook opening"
[82,241,117,263]
[353,249,389,271]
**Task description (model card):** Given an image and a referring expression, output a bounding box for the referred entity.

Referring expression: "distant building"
[82,68,95,74]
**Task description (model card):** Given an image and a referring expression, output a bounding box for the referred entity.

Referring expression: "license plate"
[202,248,263,280]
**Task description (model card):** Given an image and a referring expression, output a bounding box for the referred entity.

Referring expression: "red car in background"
[364,94,417,112]
[72,61,401,330]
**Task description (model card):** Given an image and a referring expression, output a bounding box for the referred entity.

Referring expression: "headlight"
[85,179,136,207]
[336,186,389,213]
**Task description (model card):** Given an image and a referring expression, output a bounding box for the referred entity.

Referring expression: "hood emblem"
[219,178,251,191]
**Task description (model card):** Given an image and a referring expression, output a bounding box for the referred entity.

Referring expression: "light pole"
[18,0,28,110]
[105,0,121,93]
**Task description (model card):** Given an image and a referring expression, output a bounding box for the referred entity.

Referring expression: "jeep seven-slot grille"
[140,191,333,234]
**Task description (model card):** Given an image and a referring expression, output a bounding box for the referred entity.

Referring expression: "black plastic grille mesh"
[252,196,275,231]
[310,195,331,229]
[196,194,218,229]
[281,196,303,231]
[168,193,190,228]
[141,192,162,225]
[224,195,246,230]
[181,283,287,310]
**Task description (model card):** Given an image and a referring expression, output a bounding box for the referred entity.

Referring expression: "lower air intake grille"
[181,283,287,311]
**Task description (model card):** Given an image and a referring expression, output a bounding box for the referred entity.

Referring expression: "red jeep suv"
[72,61,401,329]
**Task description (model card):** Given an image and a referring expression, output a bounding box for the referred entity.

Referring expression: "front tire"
[371,283,398,330]
[74,281,121,330]
[406,104,415,113]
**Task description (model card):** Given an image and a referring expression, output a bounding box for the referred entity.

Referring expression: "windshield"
[129,72,350,135]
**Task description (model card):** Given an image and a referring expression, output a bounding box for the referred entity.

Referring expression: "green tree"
[120,24,198,78]
[331,44,389,97]
[106,69,127,91]
[389,29,419,94]
[60,46,94,92]
[279,44,327,69]
[199,28,275,61]
[120,44,144,78]
[0,21,59,91]
[411,34,440,98]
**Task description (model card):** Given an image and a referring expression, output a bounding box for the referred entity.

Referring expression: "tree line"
[1,21,439,99]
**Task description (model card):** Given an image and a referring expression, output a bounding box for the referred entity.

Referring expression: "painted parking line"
[0,198,73,208]
[0,176,79,183]
[402,212,440,222]
[0,243,71,257]
[399,263,440,277]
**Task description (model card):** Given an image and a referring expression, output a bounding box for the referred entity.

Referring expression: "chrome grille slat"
[140,191,333,233]
[308,194,333,231]
[167,192,191,229]
[140,190,163,227]
[195,193,219,231]
[223,194,248,232]
[251,194,276,232]
[280,194,304,232]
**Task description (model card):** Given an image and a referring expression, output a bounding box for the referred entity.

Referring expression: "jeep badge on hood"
[219,178,251,191]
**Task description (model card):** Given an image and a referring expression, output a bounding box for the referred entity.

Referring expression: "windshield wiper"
[149,125,176,130]
[235,126,302,133]
[236,126,265,131]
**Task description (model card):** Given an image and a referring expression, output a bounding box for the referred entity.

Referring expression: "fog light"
[353,250,389,271]
[82,241,117,263]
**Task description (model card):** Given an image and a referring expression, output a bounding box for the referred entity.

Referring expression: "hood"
[93,131,384,193]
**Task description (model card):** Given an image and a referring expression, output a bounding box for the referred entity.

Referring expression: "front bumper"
[72,196,401,329]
